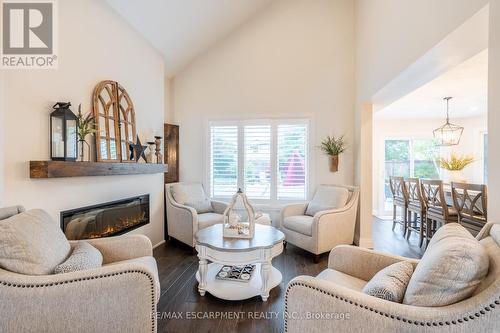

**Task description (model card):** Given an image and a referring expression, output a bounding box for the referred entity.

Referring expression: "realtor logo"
[1,0,58,68]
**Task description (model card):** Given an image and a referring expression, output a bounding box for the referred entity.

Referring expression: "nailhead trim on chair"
[284,281,497,332]
[1,269,157,333]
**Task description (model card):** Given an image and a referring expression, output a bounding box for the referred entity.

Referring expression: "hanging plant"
[319,135,346,172]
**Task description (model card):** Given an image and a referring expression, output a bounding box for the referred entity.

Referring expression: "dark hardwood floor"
[154,218,424,333]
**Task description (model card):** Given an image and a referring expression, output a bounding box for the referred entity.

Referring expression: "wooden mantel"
[30,161,168,178]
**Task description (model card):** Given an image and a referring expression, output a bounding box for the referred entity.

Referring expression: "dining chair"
[420,179,458,237]
[389,176,408,236]
[405,178,428,247]
[451,182,487,236]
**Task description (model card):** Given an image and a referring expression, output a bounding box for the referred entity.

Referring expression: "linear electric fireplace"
[61,195,150,240]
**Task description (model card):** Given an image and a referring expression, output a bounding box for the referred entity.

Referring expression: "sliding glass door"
[382,138,439,214]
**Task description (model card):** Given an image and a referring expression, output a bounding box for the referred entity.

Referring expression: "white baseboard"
[153,240,166,249]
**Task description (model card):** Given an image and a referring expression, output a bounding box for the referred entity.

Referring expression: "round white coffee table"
[195,223,284,301]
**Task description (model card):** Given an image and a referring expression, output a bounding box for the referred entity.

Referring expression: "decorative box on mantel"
[30,161,167,178]
[222,189,255,239]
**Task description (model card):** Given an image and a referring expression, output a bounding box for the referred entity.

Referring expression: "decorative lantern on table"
[223,189,255,239]
[50,102,78,161]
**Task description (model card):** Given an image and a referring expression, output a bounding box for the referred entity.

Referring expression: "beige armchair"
[280,185,359,262]
[285,222,500,333]
[165,183,228,248]
[0,207,160,333]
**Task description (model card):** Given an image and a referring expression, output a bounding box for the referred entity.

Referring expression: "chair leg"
[406,209,412,239]
[419,213,424,248]
[392,205,397,230]
[313,254,320,263]
[283,240,287,249]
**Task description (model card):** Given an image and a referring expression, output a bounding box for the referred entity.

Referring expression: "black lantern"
[50,102,78,161]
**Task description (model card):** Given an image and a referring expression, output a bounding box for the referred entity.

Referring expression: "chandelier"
[433,97,463,146]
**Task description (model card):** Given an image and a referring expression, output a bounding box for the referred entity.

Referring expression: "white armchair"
[165,183,228,248]
[0,206,160,333]
[280,185,359,262]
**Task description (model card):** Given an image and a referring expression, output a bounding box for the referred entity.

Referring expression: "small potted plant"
[436,153,475,183]
[319,135,346,172]
[76,104,97,162]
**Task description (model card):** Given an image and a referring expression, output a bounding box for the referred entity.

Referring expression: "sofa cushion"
[0,209,71,275]
[171,183,213,214]
[403,223,489,306]
[317,268,367,292]
[54,241,103,274]
[197,213,224,229]
[283,215,314,236]
[305,186,349,217]
[363,261,414,303]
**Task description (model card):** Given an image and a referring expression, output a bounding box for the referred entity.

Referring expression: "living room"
[1,0,500,332]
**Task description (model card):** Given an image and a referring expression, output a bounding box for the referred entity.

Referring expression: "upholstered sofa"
[285,222,500,332]
[165,182,229,247]
[0,206,160,333]
[280,185,359,261]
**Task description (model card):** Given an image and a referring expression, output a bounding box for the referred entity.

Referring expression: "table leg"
[260,261,271,301]
[198,258,208,296]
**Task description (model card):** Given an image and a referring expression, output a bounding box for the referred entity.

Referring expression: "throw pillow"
[363,261,414,303]
[171,183,213,214]
[305,186,349,216]
[0,209,71,275]
[0,205,25,220]
[403,223,489,306]
[54,241,103,274]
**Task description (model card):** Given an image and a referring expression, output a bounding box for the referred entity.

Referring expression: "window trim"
[204,118,311,205]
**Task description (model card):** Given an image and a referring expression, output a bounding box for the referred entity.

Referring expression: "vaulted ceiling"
[106,0,274,77]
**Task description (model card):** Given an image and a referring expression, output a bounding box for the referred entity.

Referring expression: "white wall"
[164,77,175,124]
[2,0,165,246]
[488,0,500,221]
[373,115,488,216]
[354,0,491,245]
[173,0,355,202]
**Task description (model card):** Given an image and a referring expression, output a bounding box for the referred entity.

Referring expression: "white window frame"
[204,118,310,205]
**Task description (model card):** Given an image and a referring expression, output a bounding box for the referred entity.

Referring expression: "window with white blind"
[207,120,309,202]
[277,124,308,200]
[210,126,238,197]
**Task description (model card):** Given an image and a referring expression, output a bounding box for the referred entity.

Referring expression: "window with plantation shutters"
[207,120,309,202]
[244,125,271,199]
[277,124,308,200]
[210,126,238,197]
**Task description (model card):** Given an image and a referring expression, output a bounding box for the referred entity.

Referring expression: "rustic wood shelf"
[30,161,168,178]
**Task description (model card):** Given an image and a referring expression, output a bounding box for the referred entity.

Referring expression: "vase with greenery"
[319,135,346,172]
[436,153,475,183]
[76,104,97,162]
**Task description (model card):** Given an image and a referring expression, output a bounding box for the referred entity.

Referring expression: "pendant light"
[433,97,463,146]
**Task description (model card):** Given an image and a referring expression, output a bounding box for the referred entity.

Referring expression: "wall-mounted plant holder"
[320,135,346,173]
[330,155,339,172]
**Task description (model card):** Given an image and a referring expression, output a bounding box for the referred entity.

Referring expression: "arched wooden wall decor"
[92,80,137,162]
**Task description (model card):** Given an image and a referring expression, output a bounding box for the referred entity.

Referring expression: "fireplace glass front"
[61,195,149,240]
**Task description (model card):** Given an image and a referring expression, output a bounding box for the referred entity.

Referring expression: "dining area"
[389,176,488,249]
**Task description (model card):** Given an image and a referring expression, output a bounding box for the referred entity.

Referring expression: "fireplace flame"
[81,211,147,239]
